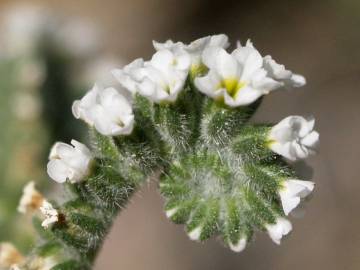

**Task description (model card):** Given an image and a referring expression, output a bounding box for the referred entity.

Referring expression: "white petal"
[49,142,74,160]
[112,58,144,94]
[152,39,179,51]
[280,193,301,215]
[215,48,239,79]
[269,141,295,161]
[266,217,292,245]
[188,227,202,241]
[71,84,99,124]
[301,131,319,148]
[263,55,292,80]
[287,180,315,198]
[71,139,91,157]
[263,55,306,88]
[165,208,178,218]
[208,34,229,48]
[279,179,314,215]
[251,69,282,94]
[47,160,69,183]
[225,85,263,107]
[232,46,263,81]
[194,71,221,98]
[202,46,223,69]
[150,50,175,71]
[229,238,247,252]
[289,74,306,87]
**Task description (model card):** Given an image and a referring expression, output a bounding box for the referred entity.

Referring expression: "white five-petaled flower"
[265,217,292,245]
[0,243,24,268]
[236,40,306,89]
[39,201,59,229]
[268,116,319,161]
[153,34,229,74]
[195,40,282,107]
[47,140,93,184]
[279,179,315,215]
[112,49,191,103]
[72,84,134,136]
[17,181,44,214]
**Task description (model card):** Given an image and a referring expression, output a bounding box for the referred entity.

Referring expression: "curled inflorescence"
[4,34,319,270]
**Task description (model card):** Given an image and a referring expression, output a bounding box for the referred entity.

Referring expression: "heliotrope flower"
[112,49,191,103]
[153,34,229,76]
[195,41,282,107]
[72,84,134,136]
[279,179,315,215]
[268,116,319,161]
[263,55,306,88]
[47,140,93,184]
[236,40,306,89]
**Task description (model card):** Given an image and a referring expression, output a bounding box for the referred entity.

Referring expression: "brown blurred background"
[1,0,359,269]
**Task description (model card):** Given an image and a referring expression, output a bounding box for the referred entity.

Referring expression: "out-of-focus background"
[0,0,359,269]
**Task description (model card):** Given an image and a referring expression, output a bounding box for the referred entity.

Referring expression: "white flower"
[266,217,292,245]
[268,116,319,161]
[153,34,229,73]
[263,55,306,88]
[40,201,59,229]
[113,49,191,103]
[195,41,282,107]
[17,181,44,214]
[0,243,24,268]
[113,50,191,102]
[236,41,306,89]
[47,139,93,184]
[279,179,315,215]
[72,85,134,136]
[228,237,247,253]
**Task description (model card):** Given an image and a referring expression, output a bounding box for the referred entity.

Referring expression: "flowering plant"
[1,34,319,270]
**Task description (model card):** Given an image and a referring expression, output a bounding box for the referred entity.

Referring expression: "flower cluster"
[49,34,317,244]
[14,34,319,267]
[47,140,93,184]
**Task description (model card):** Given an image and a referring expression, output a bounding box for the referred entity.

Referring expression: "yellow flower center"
[219,78,246,98]
[190,63,208,78]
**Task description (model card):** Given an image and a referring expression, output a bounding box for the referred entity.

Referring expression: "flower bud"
[268,116,319,161]
[47,140,93,183]
[279,179,315,215]
[265,217,292,245]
